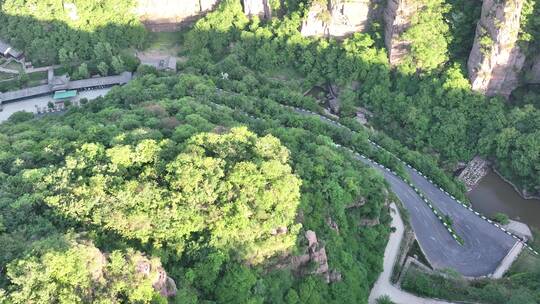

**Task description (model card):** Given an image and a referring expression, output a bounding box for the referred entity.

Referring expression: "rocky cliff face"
[274,230,341,283]
[384,0,418,65]
[135,0,220,31]
[134,254,177,297]
[243,0,272,19]
[301,0,373,38]
[467,0,526,98]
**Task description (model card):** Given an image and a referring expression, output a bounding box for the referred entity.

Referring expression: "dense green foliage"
[401,263,540,304]
[0,69,391,303]
[1,0,540,303]
[401,0,451,71]
[184,0,539,194]
[3,238,165,303]
[43,128,302,264]
[0,0,145,68]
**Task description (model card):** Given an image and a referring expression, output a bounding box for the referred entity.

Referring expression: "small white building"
[0,39,23,59]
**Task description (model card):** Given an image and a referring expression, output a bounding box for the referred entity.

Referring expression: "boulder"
[359,217,380,227]
[301,0,374,38]
[355,107,373,125]
[467,0,526,98]
[384,0,419,66]
[326,217,339,232]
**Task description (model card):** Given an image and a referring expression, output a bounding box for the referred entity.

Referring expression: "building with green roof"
[53,90,77,100]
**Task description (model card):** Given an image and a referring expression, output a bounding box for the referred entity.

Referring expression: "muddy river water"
[468,170,540,230]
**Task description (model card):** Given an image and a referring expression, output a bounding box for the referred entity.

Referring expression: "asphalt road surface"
[405,167,517,276]
[288,107,518,276]
[354,151,517,276]
[368,203,456,304]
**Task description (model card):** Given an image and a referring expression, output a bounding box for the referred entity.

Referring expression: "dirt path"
[368,203,456,304]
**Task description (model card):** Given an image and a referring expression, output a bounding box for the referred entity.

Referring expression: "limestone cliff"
[384,0,418,66]
[301,0,374,38]
[243,0,272,19]
[467,0,526,98]
[135,0,220,31]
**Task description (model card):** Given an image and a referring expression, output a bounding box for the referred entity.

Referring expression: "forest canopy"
[0,0,145,66]
[0,70,391,303]
[42,128,302,264]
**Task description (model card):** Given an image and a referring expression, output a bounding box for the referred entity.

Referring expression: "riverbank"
[469,170,540,230]
[493,168,540,200]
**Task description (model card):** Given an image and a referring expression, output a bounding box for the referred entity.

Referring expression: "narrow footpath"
[368,203,454,304]
[368,203,456,304]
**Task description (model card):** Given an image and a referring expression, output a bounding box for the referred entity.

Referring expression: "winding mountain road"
[368,203,455,304]
[4,85,521,278]
[360,155,516,276]
[290,106,519,277]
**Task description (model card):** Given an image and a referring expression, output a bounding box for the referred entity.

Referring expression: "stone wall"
[383,0,418,65]
[467,0,526,98]
[301,0,374,38]
[135,0,220,31]
[458,156,490,191]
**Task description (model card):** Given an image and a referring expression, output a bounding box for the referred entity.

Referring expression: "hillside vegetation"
[0,68,392,303]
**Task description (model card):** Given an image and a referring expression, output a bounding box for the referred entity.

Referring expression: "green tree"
[111,55,125,74]
[401,0,451,71]
[97,61,109,76]
[77,63,90,79]
[43,128,302,263]
[376,295,396,304]
[5,239,165,304]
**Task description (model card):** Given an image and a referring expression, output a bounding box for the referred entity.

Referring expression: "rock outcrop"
[275,230,341,283]
[458,156,490,191]
[384,0,418,65]
[135,255,177,297]
[467,0,526,98]
[243,0,272,19]
[301,0,374,38]
[135,0,220,31]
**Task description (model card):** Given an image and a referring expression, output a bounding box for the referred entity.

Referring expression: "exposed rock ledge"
[383,0,418,66]
[467,0,526,98]
[274,230,342,283]
[301,0,374,38]
[134,254,178,297]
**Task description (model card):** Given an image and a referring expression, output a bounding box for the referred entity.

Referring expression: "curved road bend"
[287,107,517,276]
[368,203,455,304]
[405,168,516,276]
